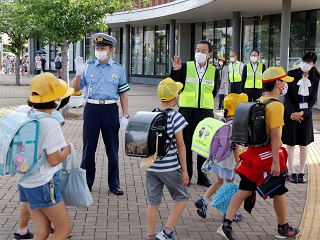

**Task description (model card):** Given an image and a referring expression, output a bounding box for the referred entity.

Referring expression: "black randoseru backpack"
[231,98,279,146]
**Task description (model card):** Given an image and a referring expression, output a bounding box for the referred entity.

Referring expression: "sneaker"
[13,230,34,239]
[195,197,207,218]
[217,224,236,240]
[155,229,174,240]
[233,214,243,222]
[298,173,306,183]
[275,225,300,239]
[289,173,298,183]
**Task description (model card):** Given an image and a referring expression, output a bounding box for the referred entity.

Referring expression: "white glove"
[120,116,129,132]
[74,56,86,76]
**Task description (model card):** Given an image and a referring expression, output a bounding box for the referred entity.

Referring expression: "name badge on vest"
[299,102,308,109]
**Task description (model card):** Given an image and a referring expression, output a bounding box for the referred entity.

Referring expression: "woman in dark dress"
[282,52,320,183]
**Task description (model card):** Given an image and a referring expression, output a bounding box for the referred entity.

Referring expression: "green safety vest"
[179,62,216,109]
[228,61,242,83]
[191,117,225,158]
[244,63,263,89]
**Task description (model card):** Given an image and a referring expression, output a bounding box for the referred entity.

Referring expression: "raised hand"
[171,56,182,70]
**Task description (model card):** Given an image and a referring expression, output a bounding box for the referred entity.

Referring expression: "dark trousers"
[81,103,120,190]
[230,82,242,94]
[218,94,225,109]
[182,108,212,182]
[244,88,263,102]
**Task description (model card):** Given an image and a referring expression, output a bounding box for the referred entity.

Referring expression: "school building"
[31,0,320,86]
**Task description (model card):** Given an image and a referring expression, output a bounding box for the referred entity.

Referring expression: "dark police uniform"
[78,33,130,194]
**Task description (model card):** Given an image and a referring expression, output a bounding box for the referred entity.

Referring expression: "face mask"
[55,99,61,109]
[95,50,109,61]
[250,56,258,62]
[300,62,313,72]
[230,57,235,62]
[195,52,208,64]
[219,61,224,66]
[280,83,288,96]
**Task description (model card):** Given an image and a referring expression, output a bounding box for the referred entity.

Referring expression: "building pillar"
[169,19,176,70]
[232,12,241,57]
[280,0,291,71]
[125,24,131,83]
[28,39,37,75]
[178,23,191,62]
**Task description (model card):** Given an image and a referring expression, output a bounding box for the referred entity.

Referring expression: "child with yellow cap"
[145,77,189,240]
[17,73,73,239]
[194,93,248,222]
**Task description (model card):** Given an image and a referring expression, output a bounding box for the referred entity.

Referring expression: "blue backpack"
[0,111,51,182]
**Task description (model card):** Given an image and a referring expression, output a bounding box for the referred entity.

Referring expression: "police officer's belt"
[86,99,116,105]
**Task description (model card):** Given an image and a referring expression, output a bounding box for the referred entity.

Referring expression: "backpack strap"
[152,108,175,160]
[256,98,279,106]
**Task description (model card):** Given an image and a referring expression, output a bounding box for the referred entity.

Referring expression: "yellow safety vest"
[228,61,242,83]
[244,63,263,89]
[179,62,216,109]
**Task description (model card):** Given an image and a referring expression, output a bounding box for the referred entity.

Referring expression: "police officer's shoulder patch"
[113,61,124,69]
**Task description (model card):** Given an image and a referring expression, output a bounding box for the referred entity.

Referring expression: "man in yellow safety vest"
[228,52,244,94]
[241,49,266,102]
[170,40,219,187]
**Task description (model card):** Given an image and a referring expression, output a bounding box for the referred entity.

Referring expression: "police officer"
[241,49,266,101]
[170,40,219,187]
[73,33,130,195]
[228,51,244,94]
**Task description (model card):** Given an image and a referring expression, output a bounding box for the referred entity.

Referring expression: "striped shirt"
[147,108,188,172]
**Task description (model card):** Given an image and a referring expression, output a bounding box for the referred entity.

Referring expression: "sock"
[164,225,173,235]
[147,233,155,239]
[203,197,208,205]
[223,219,233,229]
[278,223,288,230]
[17,227,28,235]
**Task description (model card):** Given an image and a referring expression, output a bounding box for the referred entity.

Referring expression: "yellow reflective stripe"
[191,144,210,157]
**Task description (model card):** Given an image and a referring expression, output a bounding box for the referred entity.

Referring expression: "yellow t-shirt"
[259,96,284,145]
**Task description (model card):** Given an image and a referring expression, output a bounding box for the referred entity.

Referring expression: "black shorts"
[239,175,288,198]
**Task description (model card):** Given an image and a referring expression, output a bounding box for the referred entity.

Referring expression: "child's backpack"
[231,98,279,146]
[125,108,174,158]
[192,117,232,162]
[0,111,51,182]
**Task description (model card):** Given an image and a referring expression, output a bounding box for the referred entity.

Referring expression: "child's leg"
[273,194,287,225]
[29,209,51,240]
[165,200,188,229]
[42,201,72,240]
[19,202,31,231]
[225,190,252,221]
[146,205,159,237]
[204,174,225,199]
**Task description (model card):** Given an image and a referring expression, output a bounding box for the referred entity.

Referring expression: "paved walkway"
[0,73,319,239]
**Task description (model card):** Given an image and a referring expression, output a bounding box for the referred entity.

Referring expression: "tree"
[0,0,148,85]
[23,0,144,83]
[0,0,42,85]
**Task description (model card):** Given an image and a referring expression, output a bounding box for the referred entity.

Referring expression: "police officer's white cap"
[92,33,117,47]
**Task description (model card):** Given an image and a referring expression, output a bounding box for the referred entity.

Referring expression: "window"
[254,16,270,67]
[144,26,155,75]
[155,25,168,76]
[132,27,143,74]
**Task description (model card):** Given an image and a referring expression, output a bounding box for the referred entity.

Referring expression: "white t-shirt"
[15,109,67,188]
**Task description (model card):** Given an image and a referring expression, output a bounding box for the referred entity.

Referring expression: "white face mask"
[250,56,258,63]
[95,50,109,61]
[229,57,235,62]
[219,61,224,66]
[195,52,208,64]
[280,83,288,96]
[300,62,313,72]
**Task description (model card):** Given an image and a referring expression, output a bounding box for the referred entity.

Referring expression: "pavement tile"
[0,73,317,239]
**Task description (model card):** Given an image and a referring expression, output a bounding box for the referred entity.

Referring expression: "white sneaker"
[155,229,174,240]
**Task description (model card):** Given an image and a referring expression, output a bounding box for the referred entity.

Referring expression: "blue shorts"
[18,172,63,210]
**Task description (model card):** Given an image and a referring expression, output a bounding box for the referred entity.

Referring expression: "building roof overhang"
[106,0,320,28]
